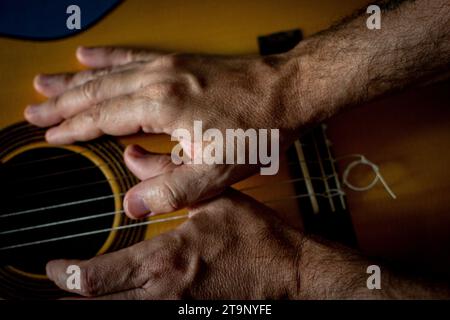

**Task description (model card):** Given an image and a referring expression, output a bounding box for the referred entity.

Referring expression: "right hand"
[46,189,303,299]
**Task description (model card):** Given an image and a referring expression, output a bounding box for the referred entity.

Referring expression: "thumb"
[124,144,177,181]
[123,164,231,219]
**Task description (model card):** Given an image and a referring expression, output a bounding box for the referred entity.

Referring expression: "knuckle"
[81,80,101,101]
[79,265,96,296]
[155,54,184,69]
[159,82,182,98]
[142,82,180,101]
[84,104,104,126]
[161,181,185,211]
[90,66,113,79]
[126,49,144,63]
[144,83,184,106]
[181,72,203,94]
[51,95,63,114]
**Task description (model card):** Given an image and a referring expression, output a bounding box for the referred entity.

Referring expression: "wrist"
[281,34,369,131]
[293,236,385,299]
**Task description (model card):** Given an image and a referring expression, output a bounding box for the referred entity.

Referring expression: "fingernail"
[35,74,53,86]
[25,105,39,116]
[124,196,150,218]
[129,145,148,158]
[78,46,93,55]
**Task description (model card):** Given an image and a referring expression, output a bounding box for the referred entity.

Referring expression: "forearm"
[296,236,450,299]
[282,0,450,127]
[280,0,450,299]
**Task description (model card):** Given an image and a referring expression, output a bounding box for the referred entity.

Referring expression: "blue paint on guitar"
[0,0,122,40]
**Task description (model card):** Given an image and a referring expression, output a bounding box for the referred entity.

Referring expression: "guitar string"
[5,154,360,200]
[1,155,369,216]
[2,146,92,168]
[0,214,190,251]
[4,156,331,184]
[0,190,346,251]
[0,119,395,250]
[0,155,394,250]
[1,147,93,168]
[0,193,125,218]
[0,153,385,249]
[11,174,136,199]
[0,174,337,218]
[0,210,125,235]
[0,189,345,236]
[11,161,114,184]
[0,141,323,169]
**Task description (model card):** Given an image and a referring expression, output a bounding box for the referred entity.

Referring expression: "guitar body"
[0,0,448,299]
[328,83,450,273]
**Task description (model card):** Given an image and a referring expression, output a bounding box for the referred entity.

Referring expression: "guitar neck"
[258,29,357,246]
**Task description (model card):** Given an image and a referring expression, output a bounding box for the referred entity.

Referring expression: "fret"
[293,140,320,214]
[311,130,336,212]
[320,124,346,210]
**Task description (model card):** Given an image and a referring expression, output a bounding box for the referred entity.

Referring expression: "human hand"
[45,189,303,299]
[25,47,307,217]
[45,186,449,300]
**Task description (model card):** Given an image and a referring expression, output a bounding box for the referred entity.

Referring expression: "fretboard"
[259,30,357,247]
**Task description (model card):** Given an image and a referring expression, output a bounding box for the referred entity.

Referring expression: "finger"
[124,144,178,181]
[76,46,160,68]
[44,84,174,144]
[33,62,143,98]
[91,285,182,300]
[26,70,168,128]
[46,246,147,297]
[123,164,229,218]
[59,289,147,300]
[87,288,148,300]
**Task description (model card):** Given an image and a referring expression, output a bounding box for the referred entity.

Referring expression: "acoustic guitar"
[0,0,449,299]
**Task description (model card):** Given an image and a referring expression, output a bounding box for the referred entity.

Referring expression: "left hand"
[46,189,302,299]
[24,46,306,218]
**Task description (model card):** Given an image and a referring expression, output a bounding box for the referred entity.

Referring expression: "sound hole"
[0,147,116,275]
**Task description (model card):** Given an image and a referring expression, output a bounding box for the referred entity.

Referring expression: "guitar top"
[0,0,449,299]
